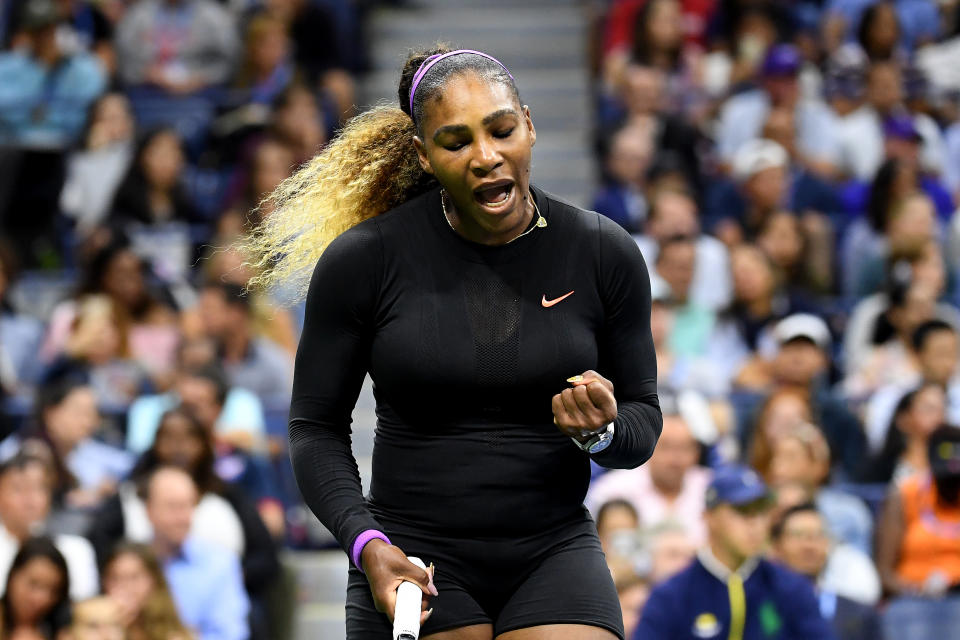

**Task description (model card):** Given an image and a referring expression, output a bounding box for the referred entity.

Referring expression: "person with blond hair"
[238,46,662,639]
[101,542,193,640]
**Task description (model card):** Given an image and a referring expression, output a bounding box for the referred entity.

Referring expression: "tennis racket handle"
[393,556,427,640]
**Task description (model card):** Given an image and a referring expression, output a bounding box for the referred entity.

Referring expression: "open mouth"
[473,180,515,211]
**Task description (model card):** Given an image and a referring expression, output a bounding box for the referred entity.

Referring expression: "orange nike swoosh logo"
[541,290,575,307]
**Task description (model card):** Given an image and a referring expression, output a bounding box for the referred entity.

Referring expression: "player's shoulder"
[538,186,636,247]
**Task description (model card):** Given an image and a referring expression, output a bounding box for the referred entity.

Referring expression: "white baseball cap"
[773,313,831,350]
[732,138,788,182]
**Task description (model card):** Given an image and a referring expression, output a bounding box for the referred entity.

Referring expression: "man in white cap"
[709,139,790,246]
[737,313,867,479]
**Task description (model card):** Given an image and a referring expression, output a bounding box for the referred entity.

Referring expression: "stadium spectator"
[40,295,149,409]
[91,406,279,605]
[40,237,181,385]
[654,235,716,357]
[715,44,840,176]
[848,190,941,298]
[230,14,293,108]
[595,499,641,581]
[267,83,327,165]
[101,542,192,640]
[866,319,960,453]
[261,0,355,123]
[745,388,815,471]
[115,0,238,95]
[4,0,117,73]
[855,1,903,62]
[756,211,830,298]
[196,242,301,350]
[17,377,132,511]
[843,260,943,399]
[710,140,790,243]
[126,361,281,527]
[126,358,266,456]
[711,111,840,252]
[195,282,292,406]
[0,536,71,640]
[59,93,137,239]
[863,382,946,484]
[834,61,947,181]
[634,187,732,312]
[588,411,710,544]
[0,0,107,267]
[600,62,704,192]
[737,313,867,479]
[770,503,885,640]
[645,521,696,584]
[758,106,839,254]
[844,176,948,302]
[144,466,249,640]
[762,423,874,556]
[697,3,783,97]
[627,0,707,120]
[649,275,730,398]
[633,465,835,639]
[592,123,653,232]
[824,0,940,54]
[0,451,98,599]
[714,245,808,362]
[63,596,124,640]
[217,136,295,238]
[0,0,106,149]
[876,425,960,637]
[109,127,201,229]
[844,238,959,376]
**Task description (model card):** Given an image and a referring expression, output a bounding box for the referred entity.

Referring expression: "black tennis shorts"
[345,509,624,639]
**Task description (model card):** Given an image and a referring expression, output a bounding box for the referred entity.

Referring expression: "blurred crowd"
[585,0,960,638]
[3,0,960,639]
[0,0,399,638]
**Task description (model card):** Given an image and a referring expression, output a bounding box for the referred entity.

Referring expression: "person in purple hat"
[882,113,924,164]
[715,44,841,178]
[239,45,663,639]
[633,465,836,639]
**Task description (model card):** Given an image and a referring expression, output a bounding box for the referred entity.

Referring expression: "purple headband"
[408,49,515,116]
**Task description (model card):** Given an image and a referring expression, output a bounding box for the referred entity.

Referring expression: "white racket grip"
[393,556,427,640]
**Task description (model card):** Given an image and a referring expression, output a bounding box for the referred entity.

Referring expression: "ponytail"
[237,43,518,301]
[236,105,435,299]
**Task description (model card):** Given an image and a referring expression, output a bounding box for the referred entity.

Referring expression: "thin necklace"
[440,188,547,244]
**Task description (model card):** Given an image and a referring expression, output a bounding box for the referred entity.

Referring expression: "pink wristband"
[351,530,391,572]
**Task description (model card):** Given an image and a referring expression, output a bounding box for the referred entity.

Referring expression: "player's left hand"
[552,370,617,441]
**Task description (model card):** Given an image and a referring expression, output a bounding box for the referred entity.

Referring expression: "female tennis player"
[241,45,662,640]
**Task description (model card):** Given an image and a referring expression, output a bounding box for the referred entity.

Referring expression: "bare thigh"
[497,625,620,640]
[423,624,495,640]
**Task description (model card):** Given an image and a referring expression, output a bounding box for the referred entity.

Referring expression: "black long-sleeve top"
[289,185,662,558]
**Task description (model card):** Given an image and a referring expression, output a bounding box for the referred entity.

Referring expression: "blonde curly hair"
[234,104,434,299]
[235,44,519,301]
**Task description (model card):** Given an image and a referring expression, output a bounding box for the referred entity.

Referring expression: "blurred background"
[1,0,960,639]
